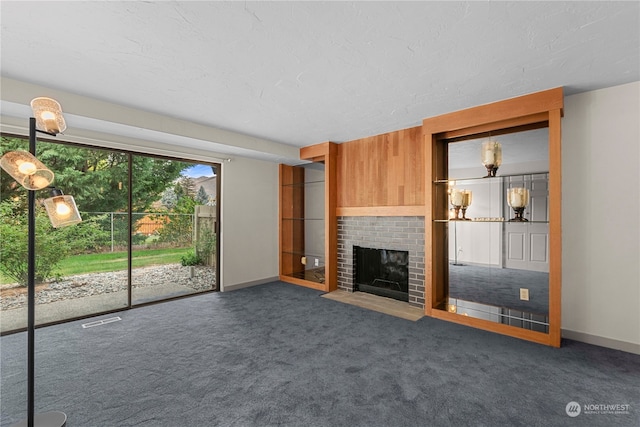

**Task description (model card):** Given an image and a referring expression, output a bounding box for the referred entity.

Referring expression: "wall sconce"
[507,187,530,221]
[0,97,75,427]
[481,139,502,177]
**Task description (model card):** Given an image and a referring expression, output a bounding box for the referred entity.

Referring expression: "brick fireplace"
[337,216,425,308]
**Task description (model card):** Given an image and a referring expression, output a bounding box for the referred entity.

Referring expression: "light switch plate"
[520,288,530,301]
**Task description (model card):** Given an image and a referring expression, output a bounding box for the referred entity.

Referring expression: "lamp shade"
[31,97,67,135]
[0,150,55,190]
[43,190,82,228]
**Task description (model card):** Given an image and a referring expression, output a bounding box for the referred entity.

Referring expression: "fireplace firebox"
[354,246,409,302]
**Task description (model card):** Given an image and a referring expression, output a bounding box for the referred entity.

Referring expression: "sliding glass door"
[130,158,218,305]
[0,137,130,331]
[1,135,220,334]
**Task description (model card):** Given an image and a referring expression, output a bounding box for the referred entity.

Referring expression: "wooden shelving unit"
[423,88,564,347]
[279,142,337,292]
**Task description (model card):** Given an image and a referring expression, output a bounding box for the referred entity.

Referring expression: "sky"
[182,164,215,178]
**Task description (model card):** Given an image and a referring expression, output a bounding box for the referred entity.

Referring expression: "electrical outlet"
[314,258,319,267]
[520,288,529,301]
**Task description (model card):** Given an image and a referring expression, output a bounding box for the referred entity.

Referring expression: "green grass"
[58,247,192,275]
[1,247,191,284]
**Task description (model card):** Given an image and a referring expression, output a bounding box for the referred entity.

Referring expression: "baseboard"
[221,277,279,292]
[562,329,640,355]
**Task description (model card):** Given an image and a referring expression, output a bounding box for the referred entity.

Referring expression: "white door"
[504,174,549,272]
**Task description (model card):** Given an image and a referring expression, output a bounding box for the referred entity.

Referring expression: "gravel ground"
[0,264,216,311]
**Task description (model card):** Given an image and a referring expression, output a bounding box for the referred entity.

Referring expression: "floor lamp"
[1,98,82,427]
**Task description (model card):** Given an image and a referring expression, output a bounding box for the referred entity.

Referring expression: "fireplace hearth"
[355,246,409,302]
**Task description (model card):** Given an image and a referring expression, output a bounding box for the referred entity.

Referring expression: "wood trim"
[440,112,549,142]
[279,275,328,292]
[431,309,556,347]
[336,205,425,217]
[423,87,563,134]
[548,108,562,347]
[325,142,338,292]
[424,131,434,316]
[278,165,287,277]
[300,142,329,161]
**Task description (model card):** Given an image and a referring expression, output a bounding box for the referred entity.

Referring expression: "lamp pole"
[2,97,76,427]
[27,117,36,427]
[10,118,67,427]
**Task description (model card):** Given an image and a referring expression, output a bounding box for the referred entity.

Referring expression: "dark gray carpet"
[1,281,638,427]
[449,264,549,315]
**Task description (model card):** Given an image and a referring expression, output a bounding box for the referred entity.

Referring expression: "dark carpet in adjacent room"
[449,264,549,314]
[1,281,638,426]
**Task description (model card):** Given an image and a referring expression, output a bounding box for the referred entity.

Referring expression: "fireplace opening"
[354,246,409,302]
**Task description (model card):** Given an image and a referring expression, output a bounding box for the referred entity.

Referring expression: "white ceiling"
[1,1,638,163]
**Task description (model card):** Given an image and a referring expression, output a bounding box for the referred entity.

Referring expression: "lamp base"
[10,411,67,427]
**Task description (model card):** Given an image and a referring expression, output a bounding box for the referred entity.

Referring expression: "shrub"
[156,196,196,246]
[56,215,111,254]
[180,250,202,266]
[0,200,71,285]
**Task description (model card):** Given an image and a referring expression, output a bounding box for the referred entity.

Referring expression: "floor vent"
[82,316,122,329]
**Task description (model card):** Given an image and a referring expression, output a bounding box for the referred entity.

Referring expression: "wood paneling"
[337,126,424,209]
[336,206,424,217]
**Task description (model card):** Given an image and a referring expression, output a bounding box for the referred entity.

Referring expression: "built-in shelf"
[423,87,563,347]
[434,219,549,223]
[434,171,550,184]
[281,179,325,187]
[279,142,337,292]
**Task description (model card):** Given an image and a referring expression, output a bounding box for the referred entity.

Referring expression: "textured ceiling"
[1,1,638,161]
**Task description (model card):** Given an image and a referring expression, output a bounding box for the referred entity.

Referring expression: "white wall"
[562,81,640,352]
[220,157,279,289]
